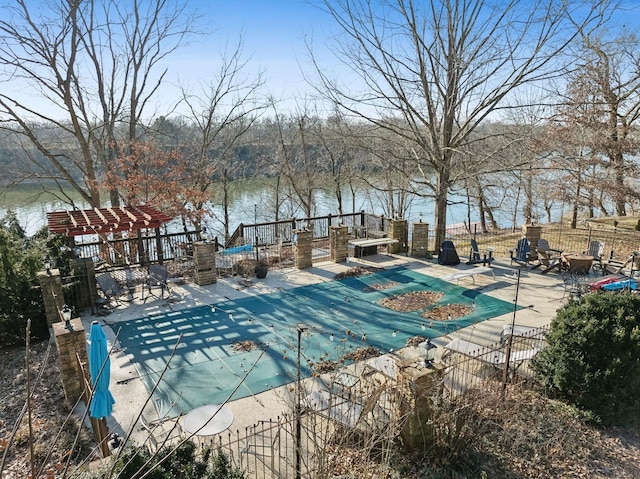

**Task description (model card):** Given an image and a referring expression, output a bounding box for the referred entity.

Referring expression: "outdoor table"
[183,404,234,437]
[561,252,594,274]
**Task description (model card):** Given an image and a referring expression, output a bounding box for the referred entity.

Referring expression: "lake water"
[1,181,559,238]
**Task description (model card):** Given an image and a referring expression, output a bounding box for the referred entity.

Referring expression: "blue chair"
[510,238,530,266]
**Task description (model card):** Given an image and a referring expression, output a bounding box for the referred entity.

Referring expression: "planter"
[254,263,268,278]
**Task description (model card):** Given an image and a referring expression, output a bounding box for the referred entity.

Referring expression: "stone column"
[38,269,65,327]
[399,364,444,449]
[411,222,430,257]
[522,224,543,252]
[387,218,408,254]
[70,258,98,312]
[193,241,217,285]
[329,225,349,263]
[293,229,313,269]
[53,318,88,404]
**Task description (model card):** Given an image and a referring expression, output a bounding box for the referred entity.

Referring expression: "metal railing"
[182,326,549,479]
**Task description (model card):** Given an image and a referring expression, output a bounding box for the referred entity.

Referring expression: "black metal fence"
[181,326,549,479]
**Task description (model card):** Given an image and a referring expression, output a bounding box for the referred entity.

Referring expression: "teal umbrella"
[89,321,115,418]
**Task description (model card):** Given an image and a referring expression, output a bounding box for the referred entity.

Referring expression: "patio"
[82,252,565,451]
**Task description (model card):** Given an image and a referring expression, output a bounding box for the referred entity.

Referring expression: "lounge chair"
[303,386,388,433]
[96,272,129,305]
[444,338,539,372]
[509,238,530,266]
[467,239,494,266]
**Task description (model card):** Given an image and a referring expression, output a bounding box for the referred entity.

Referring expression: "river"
[1,181,561,238]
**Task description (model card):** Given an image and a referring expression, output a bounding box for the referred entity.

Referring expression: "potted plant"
[254,257,269,278]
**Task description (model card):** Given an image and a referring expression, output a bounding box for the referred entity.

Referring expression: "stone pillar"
[193,241,217,285]
[70,258,98,312]
[329,225,349,263]
[387,218,408,254]
[522,224,543,252]
[411,222,430,257]
[38,269,65,327]
[53,318,88,404]
[293,229,313,269]
[399,364,444,449]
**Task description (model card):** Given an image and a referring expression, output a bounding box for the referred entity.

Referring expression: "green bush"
[112,442,246,479]
[531,292,640,425]
[0,213,48,346]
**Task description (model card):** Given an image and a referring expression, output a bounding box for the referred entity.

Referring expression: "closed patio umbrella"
[89,321,115,418]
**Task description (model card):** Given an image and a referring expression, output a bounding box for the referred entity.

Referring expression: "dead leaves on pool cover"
[380,291,472,320]
[379,291,444,312]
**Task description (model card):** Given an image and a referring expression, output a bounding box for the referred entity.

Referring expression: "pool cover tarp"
[116,267,517,417]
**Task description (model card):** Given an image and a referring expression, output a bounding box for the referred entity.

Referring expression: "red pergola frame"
[47,205,173,237]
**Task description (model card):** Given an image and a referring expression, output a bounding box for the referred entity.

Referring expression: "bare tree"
[560,32,640,217]
[180,38,267,241]
[0,0,195,208]
[312,0,611,247]
[269,101,326,219]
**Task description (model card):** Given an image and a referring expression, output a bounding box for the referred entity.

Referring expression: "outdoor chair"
[140,413,183,453]
[467,239,494,266]
[509,238,530,266]
[584,240,605,274]
[443,338,539,373]
[534,238,562,272]
[144,264,171,302]
[561,271,589,299]
[96,272,129,305]
[303,385,389,434]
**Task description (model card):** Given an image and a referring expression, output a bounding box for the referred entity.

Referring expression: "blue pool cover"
[116,267,517,417]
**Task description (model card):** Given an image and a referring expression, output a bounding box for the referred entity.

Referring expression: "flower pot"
[254,264,268,278]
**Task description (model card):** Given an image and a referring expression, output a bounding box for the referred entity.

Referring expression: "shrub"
[0,214,47,346]
[531,292,640,425]
[112,442,246,479]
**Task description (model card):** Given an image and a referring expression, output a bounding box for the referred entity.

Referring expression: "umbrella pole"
[79,358,111,458]
[90,417,110,458]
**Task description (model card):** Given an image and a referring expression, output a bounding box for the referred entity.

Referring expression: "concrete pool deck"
[79,253,567,449]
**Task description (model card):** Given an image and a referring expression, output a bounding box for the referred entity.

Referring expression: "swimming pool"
[116,266,516,417]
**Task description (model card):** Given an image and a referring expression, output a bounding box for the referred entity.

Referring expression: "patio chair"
[534,238,562,272]
[140,413,183,453]
[96,272,129,305]
[509,238,530,266]
[584,240,605,274]
[444,338,539,373]
[467,239,494,266]
[144,264,171,302]
[561,271,588,299]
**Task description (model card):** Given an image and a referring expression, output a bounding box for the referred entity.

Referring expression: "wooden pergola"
[47,205,172,237]
[47,205,174,265]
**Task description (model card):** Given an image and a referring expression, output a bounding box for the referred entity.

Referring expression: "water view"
[1,180,562,238]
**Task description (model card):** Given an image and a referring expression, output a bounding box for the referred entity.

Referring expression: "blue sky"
[171,0,333,108]
[168,0,640,114]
